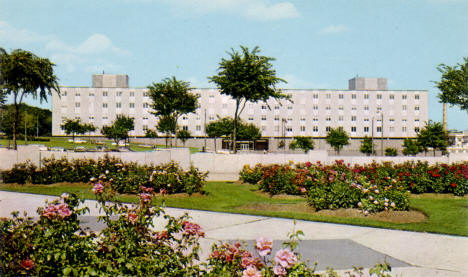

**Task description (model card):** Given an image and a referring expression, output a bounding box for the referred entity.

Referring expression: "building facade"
[52,75,428,138]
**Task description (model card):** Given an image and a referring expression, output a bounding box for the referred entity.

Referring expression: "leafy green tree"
[101,115,134,146]
[206,117,261,151]
[0,104,52,141]
[402,138,421,156]
[61,119,85,141]
[148,77,199,146]
[0,48,59,149]
[326,127,350,155]
[435,57,468,114]
[385,147,398,156]
[208,46,287,153]
[289,136,314,153]
[145,129,158,138]
[156,115,177,147]
[237,122,261,141]
[416,121,448,156]
[176,129,191,147]
[360,136,374,156]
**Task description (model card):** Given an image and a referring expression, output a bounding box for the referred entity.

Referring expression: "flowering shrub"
[240,164,264,184]
[0,183,394,276]
[2,156,208,195]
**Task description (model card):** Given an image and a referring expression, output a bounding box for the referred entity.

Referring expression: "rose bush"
[2,156,208,195]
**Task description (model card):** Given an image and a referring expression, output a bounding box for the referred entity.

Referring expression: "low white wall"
[1,146,467,182]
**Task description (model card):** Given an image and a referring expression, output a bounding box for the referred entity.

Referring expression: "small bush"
[385,147,398,156]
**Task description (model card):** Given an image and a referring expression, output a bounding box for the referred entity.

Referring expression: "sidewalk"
[1,191,467,276]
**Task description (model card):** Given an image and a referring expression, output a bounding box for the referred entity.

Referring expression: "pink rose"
[242,266,262,277]
[128,212,138,223]
[273,265,287,276]
[92,183,104,194]
[182,221,205,237]
[139,193,152,203]
[274,249,297,269]
[255,237,273,257]
[21,259,35,271]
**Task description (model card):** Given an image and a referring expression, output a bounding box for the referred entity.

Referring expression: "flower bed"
[2,156,208,195]
[240,161,468,213]
[0,183,393,276]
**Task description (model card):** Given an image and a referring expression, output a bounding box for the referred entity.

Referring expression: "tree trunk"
[233,99,240,154]
[13,102,19,150]
[214,137,217,152]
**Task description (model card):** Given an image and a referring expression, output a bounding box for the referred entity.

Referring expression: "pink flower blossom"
[128,212,138,223]
[141,186,154,193]
[160,188,167,195]
[92,183,104,194]
[256,237,273,257]
[139,193,152,203]
[274,249,297,269]
[20,259,35,270]
[182,221,205,237]
[299,187,307,193]
[273,265,287,276]
[41,203,72,219]
[242,266,262,277]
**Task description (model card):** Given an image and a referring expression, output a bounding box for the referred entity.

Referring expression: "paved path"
[1,191,467,276]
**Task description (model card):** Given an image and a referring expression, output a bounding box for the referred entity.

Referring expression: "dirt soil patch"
[238,203,427,224]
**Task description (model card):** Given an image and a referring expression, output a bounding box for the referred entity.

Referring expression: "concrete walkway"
[1,191,467,276]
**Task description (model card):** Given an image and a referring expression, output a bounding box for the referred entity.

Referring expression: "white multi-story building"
[52,74,428,138]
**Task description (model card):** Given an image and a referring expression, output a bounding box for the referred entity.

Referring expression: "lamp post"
[380,112,384,156]
[371,117,374,156]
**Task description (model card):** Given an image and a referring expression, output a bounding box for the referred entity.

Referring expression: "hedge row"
[2,156,207,195]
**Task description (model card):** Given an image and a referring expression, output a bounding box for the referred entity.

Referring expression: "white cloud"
[159,0,300,21]
[317,24,350,35]
[46,34,130,56]
[0,21,52,45]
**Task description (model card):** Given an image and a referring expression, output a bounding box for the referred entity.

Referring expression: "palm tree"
[0,48,59,149]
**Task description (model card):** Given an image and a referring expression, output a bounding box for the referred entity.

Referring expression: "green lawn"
[1,181,467,236]
[0,137,199,153]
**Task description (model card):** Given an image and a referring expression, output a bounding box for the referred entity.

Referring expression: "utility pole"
[371,117,374,156]
[24,112,27,144]
[203,109,207,151]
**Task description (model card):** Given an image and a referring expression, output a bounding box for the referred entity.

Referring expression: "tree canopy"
[359,136,374,156]
[402,138,421,156]
[176,129,191,146]
[289,136,314,153]
[206,117,261,151]
[101,115,134,146]
[0,48,59,149]
[325,127,350,155]
[416,121,448,156]
[148,77,199,145]
[208,46,287,153]
[435,57,468,112]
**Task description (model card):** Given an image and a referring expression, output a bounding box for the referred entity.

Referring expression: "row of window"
[63,91,149,97]
[74,102,150,108]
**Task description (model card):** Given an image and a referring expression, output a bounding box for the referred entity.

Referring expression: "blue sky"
[1,0,467,130]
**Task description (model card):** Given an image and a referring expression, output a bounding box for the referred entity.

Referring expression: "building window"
[75,103,80,108]
[183,126,188,131]
[62,91,67,96]
[415,94,420,100]
[75,92,80,96]
[415,106,420,111]
[377,126,382,132]
[351,116,356,121]
[143,117,148,121]
[339,94,344,99]
[313,117,318,122]
[389,127,395,132]
[364,118,369,122]
[116,102,122,108]
[402,105,407,111]
[326,106,331,110]
[89,92,94,97]
[117,91,122,97]
[351,126,356,132]
[274,116,279,121]
[339,106,344,110]
[390,94,394,100]
[103,91,108,96]
[326,93,331,99]
[196,125,201,131]
[261,105,267,110]
[351,106,357,111]
[130,92,135,97]
[364,94,369,99]
[351,94,356,99]
[286,127,293,132]
[143,103,149,108]
[143,92,149,97]
[415,119,420,123]
[300,126,306,132]
[274,105,280,110]
[143,125,148,131]
[313,94,318,99]
[313,126,318,132]
[300,117,306,121]
[182,116,188,120]
[103,103,108,108]
[377,106,382,111]
[364,126,369,132]
[262,126,267,131]
[377,94,382,99]
[261,115,267,121]
[414,127,420,133]
[389,118,395,123]
[326,126,331,132]
[209,116,215,121]
[339,116,344,121]
[287,106,293,110]
[402,126,407,132]
[402,95,407,100]
[364,106,369,111]
[129,103,135,108]
[89,116,94,120]
[326,117,331,122]
[248,117,254,121]
[102,116,108,120]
